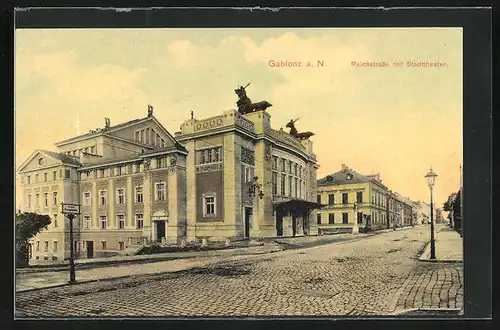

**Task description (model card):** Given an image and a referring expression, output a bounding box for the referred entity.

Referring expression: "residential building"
[316,165,389,233]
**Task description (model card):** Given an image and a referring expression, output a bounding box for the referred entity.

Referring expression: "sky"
[15,28,463,209]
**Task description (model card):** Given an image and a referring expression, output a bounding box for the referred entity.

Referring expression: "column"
[185,140,197,241]
[108,178,115,228]
[127,176,133,228]
[143,170,152,239]
[224,134,238,238]
[92,182,98,228]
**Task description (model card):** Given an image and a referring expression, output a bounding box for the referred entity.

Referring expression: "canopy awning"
[273,199,326,213]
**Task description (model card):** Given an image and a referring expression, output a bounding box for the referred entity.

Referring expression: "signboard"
[61,203,81,214]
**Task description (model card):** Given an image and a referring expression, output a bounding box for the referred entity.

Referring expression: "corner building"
[17,106,321,262]
[176,109,321,241]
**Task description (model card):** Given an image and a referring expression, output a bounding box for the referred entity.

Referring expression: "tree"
[16,212,51,268]
[443,200,452,212]
[452,190,461,234]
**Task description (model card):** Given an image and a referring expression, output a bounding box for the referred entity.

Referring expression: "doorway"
[244,207,252,238]
[156,221,166,243]
[86,241,94,258]
[276,211,284,237]
[292,215,297,236]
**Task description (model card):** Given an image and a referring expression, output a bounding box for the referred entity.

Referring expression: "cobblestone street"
[15,226,463,317]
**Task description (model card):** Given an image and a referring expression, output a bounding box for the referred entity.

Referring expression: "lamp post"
[425,167,438,260]
[61,202,81,284]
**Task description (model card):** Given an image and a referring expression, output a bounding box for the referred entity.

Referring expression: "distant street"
[15,225,463,317]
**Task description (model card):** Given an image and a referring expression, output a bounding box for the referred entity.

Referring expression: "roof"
[40,150,82,166]
[317,167,387,188]
[273,199,326,212]
[79,145,187,169]
[55,117,147,145]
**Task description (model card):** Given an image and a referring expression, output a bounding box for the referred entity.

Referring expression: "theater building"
[17,105,321,262]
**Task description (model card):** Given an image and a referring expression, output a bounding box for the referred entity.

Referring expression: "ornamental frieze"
[241,147,255,165]
[194,116,224,132]
[196,163,223,173]
[235,117,255,133]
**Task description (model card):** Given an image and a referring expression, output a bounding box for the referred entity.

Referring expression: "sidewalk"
[15,244,283,292]
[419,225,463,262]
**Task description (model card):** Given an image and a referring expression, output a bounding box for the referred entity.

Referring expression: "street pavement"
[15,225,463,317]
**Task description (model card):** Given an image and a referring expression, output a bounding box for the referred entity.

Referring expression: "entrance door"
[156,221,165,242]
[86,241,94,258]
[244,208,252,238]
[276,211,283,237]
[292,215,297,236]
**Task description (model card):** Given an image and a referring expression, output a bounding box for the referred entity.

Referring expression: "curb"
[417,227,462,263]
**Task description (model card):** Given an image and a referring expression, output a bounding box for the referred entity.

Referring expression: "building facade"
[316,165,389,233]
[17,105,321,263]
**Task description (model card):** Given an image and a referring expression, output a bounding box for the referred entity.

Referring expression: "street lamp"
[425,167,438,260]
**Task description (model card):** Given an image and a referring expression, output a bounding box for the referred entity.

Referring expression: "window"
[35,174,39,182]
[136,186,143,203]
[36,194,40,206]
[317,194,322,204]
[299,179,302,199]
[288,176,293,196]
[280,174,286,195]
[329,213,335,224]
[53,214,58,227]
[136,214,144,229]
[294,164,298,176]
[342,213,349,224]
[100,169,105,178]
[101,241,107,250]
[35,241,40,252]
[156,182,166,201]
[204,196,216,216]
[117,188,125,204]
[116,166,122,176]
[65,169,71,179]
[117,215,125,229]
[281,158,286,172]
[28,195,31,207]
[44,241,49,252]
[99,190,107,206]
[53,241,58,252]
[100,215,107,229]
[27,176,31,184]
[157,157,167,168]
[272,172,278,195]
[44,193,48,207]
[84,216,91,229]
[357,212,363,224]
[53,192,58,206]
[288,161,292,174]
[84,192,91,206]
[44,173,48,182]
[272,156,278,170]
[328,194,334,205]
[197,147,222,165]
[317,213,322,224]
[342,193,348,204]
[119,242,125,250]
[294,178,298,198]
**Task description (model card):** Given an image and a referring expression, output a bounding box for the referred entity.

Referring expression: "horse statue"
[286,118,315,140]
[235,82,273,114]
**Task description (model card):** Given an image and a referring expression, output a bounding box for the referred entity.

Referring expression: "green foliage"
[443,200,452,212]
[16,212,51,268]
[452,190,462,233]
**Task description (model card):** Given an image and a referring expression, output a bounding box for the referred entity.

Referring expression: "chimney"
[341,164,347,171]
